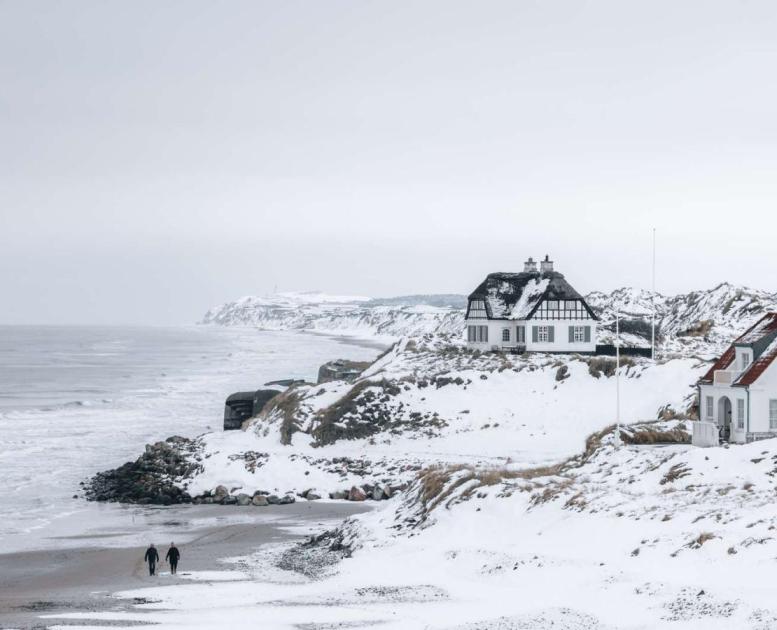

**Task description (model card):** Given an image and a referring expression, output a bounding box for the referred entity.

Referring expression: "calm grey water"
[0,326,381,553]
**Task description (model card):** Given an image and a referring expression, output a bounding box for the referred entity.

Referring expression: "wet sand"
[0,502,369,629]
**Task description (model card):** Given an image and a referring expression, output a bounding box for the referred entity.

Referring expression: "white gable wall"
[744,358,777,438]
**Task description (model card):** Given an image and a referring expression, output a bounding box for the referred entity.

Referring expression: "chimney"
[540,255,554,273]
[524,257,538,273]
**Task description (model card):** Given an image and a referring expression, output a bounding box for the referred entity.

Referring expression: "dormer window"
[741,352,752,371]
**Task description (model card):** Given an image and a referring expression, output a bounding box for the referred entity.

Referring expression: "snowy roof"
[700,313,777,385]
[468,271,596,321]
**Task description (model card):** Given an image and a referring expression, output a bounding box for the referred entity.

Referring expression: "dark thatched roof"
[468,271,595,320]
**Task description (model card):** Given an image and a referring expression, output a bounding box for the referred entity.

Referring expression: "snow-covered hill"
[203,284,777,358]
[589,282,777,357]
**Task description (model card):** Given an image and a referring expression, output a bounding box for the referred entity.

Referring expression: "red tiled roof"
[700,346,735,383]
[700,313,777,384]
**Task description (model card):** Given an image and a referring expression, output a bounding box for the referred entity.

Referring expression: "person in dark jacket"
[144,544,159,576]
[165,542,180,574]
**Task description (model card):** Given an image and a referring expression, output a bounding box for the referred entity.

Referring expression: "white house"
[465,256,598,353]
[697,313,777,444]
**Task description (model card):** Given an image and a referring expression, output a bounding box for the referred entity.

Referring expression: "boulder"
[279,494,296,505]
[348,486,367,502]
[329,490,348,500]
[214,485,229,499]
[371,487,384,501]
[306,492,322,501]
[251,494,268,506]
[236,493,252,506]
[382,485,393,499]
[221,495,238,505]
[266,494,281,504]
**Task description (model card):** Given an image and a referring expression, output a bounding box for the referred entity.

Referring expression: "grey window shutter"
[532,326,538,343]
[584,326,591,342]
[569,326,574,343]
[548,326,555,343]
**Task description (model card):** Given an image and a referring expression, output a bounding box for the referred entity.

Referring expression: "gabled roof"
[467,271,597,321]
[700,313,777,385]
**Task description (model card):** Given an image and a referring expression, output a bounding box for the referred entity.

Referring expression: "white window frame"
[538,325,549,343]
[770,400,777,430]
[740,352,751,371]
[502,328,510,342]
[545,300,559,311]
[706,396,714,420]
[565,300,577,310]
[737,399,745,429]
[516,326,526,344]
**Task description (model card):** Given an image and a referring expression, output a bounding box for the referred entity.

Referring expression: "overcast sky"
[2,0,776,325]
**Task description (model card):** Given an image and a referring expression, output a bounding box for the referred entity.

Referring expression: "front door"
[718,396,732,441]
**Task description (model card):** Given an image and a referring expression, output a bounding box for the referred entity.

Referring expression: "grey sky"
[2,0,776,324]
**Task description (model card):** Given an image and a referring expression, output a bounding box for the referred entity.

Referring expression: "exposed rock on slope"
[83,436,203,504]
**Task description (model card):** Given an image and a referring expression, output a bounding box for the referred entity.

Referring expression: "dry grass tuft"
[686,532,717,549]
[257,388,302,445]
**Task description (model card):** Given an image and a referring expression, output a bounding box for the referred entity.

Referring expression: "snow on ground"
[49,433,777,630]
[52,319,777,629]
[182,340,705,502]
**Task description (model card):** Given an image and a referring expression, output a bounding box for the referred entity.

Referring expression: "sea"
[0,325,382,554]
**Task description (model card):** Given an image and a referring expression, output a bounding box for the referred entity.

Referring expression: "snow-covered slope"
[148,339,706,503]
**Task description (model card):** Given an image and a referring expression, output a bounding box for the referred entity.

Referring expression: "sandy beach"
[0,502,369,630]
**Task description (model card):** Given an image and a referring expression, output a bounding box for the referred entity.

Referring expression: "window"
[706,396,714,419]
[538,326,549,342]
[565,300,577,310]
[741,352,751,371]
[516,326,526,343]
[545,300,559,310]
[573,326,585,342]
[770,400,777,430]
[502,328,510,342]
[468,299,488,318]
[737,399,745,429]
[467,325,489,343]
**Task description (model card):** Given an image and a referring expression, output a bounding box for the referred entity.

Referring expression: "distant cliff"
[201,292,466,339]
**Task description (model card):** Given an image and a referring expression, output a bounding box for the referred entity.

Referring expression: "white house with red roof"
[697,313,777,444]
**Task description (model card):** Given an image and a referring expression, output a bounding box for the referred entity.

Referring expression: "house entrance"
[718,396,732,441]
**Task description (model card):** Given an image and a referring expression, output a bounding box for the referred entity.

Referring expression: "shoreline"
[0,502,370,629]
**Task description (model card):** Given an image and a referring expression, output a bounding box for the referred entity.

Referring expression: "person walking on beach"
[166,542,180,575]
[144,544,159,576]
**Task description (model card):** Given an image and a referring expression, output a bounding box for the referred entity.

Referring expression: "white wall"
[465,317,597,354]
[698,382,748,444]
[745,358,777,436]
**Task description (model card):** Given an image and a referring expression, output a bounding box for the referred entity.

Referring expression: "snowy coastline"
[26,285,777,629]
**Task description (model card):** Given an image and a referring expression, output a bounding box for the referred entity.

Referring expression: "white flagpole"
[615,309,622,447]
[651,228,656,361]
